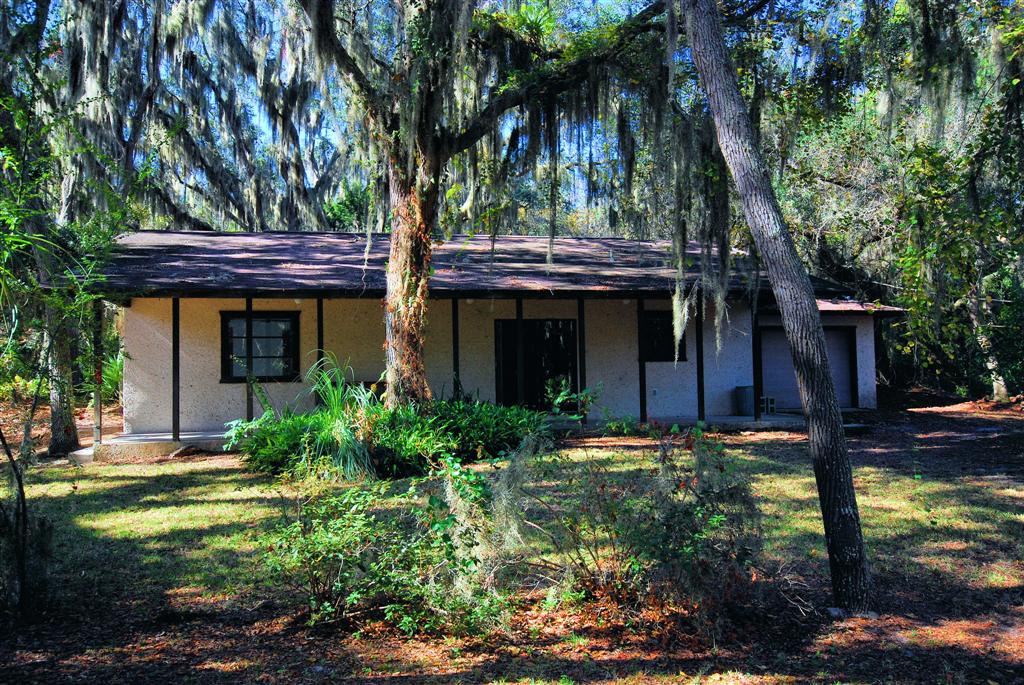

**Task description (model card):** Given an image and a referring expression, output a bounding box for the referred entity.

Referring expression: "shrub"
[100,351,123,402]
[0,374,48,405]
[227,359,547,480]
[264,482,507,634]
[601,414,640,437]
[226,409,373,479]
[534,425,762,635]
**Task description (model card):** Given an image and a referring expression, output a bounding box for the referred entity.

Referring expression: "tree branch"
[297,0,390,128]
[447,0,772,158]
[449,2,665,157]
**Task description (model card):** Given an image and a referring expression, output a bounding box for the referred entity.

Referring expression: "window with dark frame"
[639,310,686,362]
[220,311,300,382]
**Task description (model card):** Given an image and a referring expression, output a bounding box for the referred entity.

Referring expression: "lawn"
[2,399,1022,684]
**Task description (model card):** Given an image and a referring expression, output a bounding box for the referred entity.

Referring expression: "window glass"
[640,310,685,362]
[253,337,284,358]
[221,311,299,382]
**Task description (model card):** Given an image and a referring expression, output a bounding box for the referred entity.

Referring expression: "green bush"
[226,409,374,480]
[0,374,48,404]
[601,414,640,437]
[363,398,547,474]
[100,351,123,402]
[226,359,548,480]
[264,482,507,633]
[535,426,762,636]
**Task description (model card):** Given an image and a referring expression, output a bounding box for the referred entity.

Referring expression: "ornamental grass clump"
[226,357,547,481]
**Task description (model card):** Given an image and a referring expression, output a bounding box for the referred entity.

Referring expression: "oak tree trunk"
[684,0,871,611]
[383,160,439,407]
[45,305,80,456]
[967,286,1009,401]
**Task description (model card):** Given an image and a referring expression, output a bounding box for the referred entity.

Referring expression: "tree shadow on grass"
[4,407,1023,684]
[0,457,335,682]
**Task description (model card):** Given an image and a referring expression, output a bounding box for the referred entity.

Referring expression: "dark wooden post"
[451,298,460,390]
[696,299,706,422]
[752,306,763,421]
[315,297,324,407]
[515,297,525,406]
[636,298,647,423]
[316,297,324,367]
[577,297,587,422]
[93,300,104,445]
[172,298,180,441]
[245,297,254,421]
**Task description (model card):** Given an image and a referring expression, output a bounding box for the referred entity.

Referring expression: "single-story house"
[93,231,900,440]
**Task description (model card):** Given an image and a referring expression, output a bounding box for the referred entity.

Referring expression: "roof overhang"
[91,231,899,316]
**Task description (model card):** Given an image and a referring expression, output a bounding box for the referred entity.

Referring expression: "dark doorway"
[495,319,578,409]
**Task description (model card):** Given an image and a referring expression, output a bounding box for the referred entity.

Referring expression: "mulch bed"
[1,399,123,456]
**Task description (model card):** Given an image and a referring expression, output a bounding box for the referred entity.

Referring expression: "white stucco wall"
[121,295,832,434]
[758,313,877,409]
[638,299,754,420]
[123,297,320,433]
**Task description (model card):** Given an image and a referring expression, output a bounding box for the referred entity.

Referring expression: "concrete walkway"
[73,431,228,463]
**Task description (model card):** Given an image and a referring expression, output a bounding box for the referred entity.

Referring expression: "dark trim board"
[315,297,324,407]
[696,303,705,422]
[93,300,105,445]
[245,298,253,421]
[636,299,647,423]
[172,298,180,441]
[515,298,525,405]
[316,297,324,366]
[576,298,587,422]
[107,286,720,302]
[751,308,763,421]
[452,298,461,388]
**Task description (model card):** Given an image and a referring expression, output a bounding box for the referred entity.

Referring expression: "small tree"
[683,0,871,611]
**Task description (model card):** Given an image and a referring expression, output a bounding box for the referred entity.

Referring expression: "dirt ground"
[0,399,124,454]
[1,393,1022,684]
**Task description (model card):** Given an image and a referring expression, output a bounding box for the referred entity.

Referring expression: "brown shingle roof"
[97,231,899,316]
[97,231,753,298]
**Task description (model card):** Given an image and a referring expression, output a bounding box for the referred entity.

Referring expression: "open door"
[495,319,578,409]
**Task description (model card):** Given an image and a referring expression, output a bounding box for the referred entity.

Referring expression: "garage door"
[760,328,855,411]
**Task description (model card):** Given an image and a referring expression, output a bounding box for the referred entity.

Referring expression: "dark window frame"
[640,310,687,362]
[220,311,301,383]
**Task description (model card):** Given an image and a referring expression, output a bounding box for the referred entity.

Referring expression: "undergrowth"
[225,357,547,480]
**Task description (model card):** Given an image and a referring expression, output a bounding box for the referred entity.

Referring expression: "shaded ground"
[0,399,124,454]
[1,398,1022,684]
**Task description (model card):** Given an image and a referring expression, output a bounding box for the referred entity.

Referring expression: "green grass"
[27,434,1020,612]
[727,441,1024,595]
[25,455,292,604]
[12,416,1023,682]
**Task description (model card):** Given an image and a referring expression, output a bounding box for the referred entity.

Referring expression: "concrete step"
[69,446,94,465]
[91,432,227,461]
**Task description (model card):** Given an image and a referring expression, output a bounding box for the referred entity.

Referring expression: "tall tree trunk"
[44,305,80,456]
[966,175,1009,401]
[383,159,439,407]
[967,283,1009,401]
[684,0,871,611]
